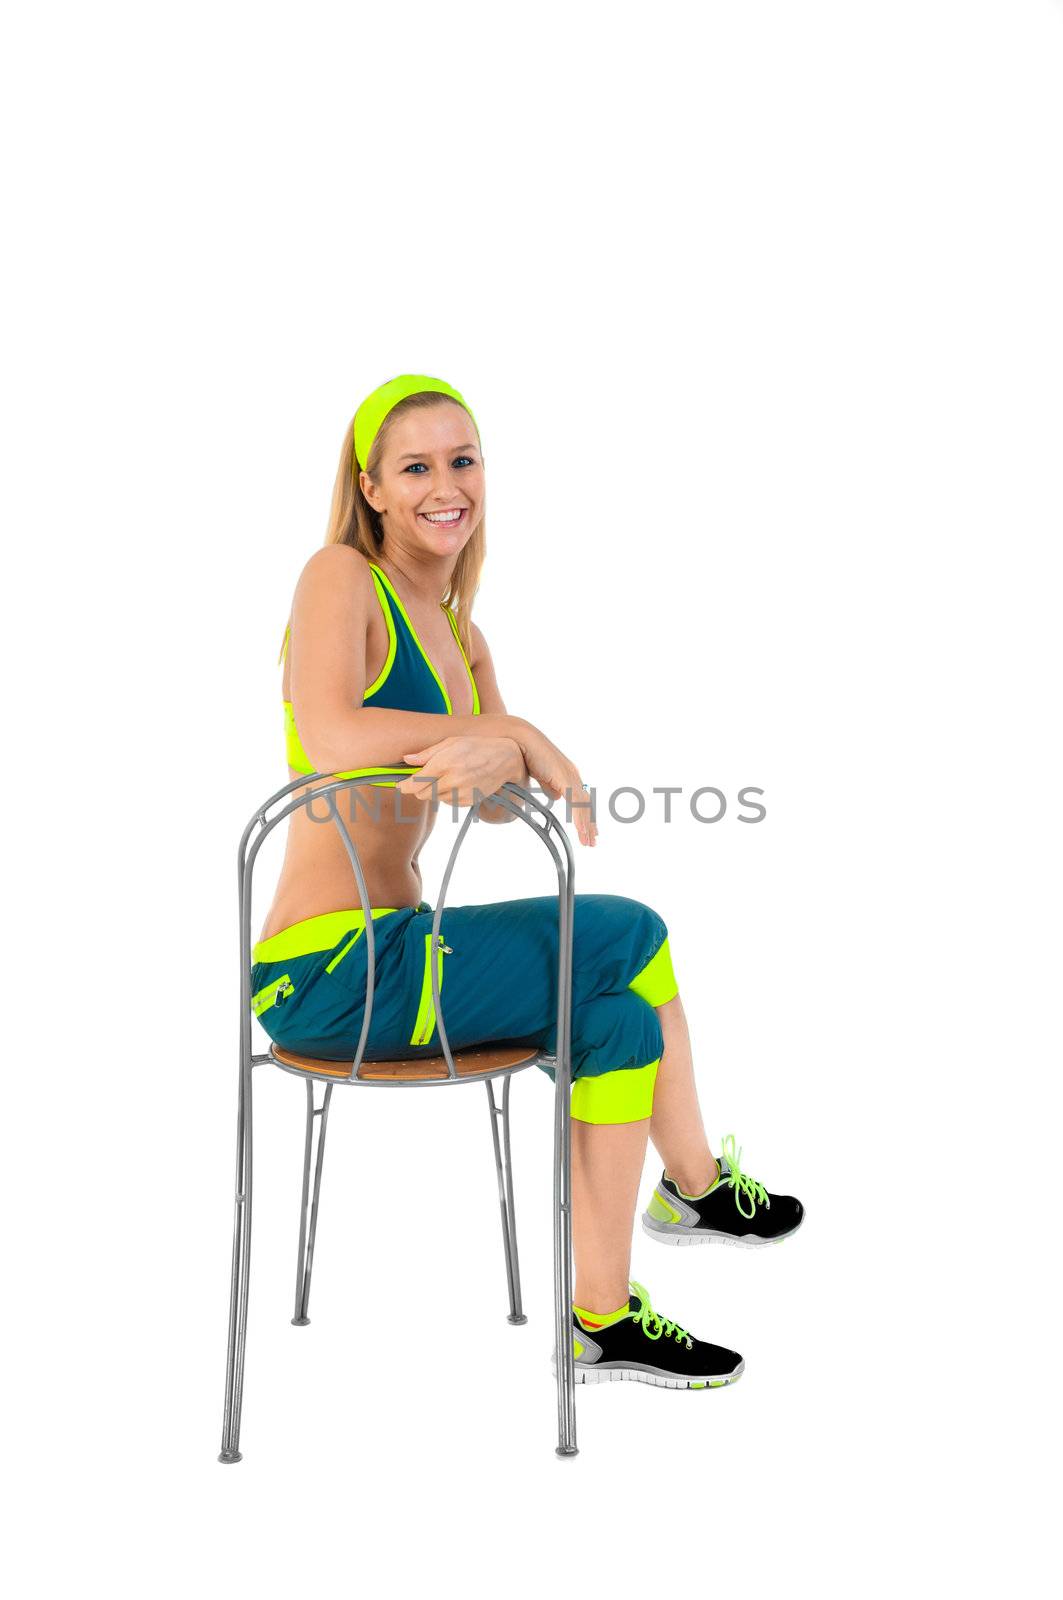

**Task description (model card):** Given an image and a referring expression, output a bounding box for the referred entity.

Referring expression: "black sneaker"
[552,1280,744,1390]
[643,1134,804,1248]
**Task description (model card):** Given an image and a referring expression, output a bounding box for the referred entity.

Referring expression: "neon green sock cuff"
[573,1300,630,1330]
[674,1158,721,1201]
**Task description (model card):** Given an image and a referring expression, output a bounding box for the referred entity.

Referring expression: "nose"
[429,478,466,506]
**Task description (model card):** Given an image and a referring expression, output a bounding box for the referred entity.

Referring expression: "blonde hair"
[325,392,485,655]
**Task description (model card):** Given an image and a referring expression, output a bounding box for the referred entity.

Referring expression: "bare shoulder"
[292,545,379,629]
[296,543,376,600]
[289,546,381,662]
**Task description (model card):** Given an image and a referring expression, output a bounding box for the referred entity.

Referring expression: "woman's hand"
[395,736,526,811]
[511,723,598,848]
[396,727,598,848]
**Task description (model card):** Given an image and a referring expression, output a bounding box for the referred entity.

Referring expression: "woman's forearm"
[304,707,534,775]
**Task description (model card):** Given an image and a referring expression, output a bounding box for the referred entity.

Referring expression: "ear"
[359,469,384,513]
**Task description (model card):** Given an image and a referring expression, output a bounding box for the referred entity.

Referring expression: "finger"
[399,749,445,776]
[410,767,462,802]
[571,781,597,846]
[396,767,442,794]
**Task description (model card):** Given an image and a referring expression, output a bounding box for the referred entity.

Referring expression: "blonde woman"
[252,373,803,1389]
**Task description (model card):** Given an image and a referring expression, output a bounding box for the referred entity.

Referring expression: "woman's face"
[362,400,485,560]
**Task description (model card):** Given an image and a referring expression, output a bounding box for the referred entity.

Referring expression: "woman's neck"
[374,545,455,605]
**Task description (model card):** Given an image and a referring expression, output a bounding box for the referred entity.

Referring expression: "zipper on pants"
[251,973,295,1017]
[410,933,452,1046]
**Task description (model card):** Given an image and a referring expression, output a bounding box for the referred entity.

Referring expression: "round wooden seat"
[270,1040,542,1082]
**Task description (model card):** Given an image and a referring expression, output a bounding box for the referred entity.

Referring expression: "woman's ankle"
[573,1286,630,1321]
[665,1154,719,1198]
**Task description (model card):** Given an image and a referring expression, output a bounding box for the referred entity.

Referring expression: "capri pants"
[250,893,679,1123]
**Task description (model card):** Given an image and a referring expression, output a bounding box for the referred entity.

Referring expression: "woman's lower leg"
[648,994,718,1196]
[571,1116,651,1315]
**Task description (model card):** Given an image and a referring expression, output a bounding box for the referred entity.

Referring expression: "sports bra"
[280,559,481,784]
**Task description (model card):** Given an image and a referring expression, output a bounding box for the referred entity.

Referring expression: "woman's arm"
[288,547,526,773]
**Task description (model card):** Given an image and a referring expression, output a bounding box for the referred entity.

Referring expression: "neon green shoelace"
[628,1280,693,1349]
[720,1133,770,1220]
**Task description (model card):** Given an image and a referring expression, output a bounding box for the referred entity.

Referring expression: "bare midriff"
[257,563,476,943]
[258,779,439,938]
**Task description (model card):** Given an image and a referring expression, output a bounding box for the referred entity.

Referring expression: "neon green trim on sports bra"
[363,565,397,699]
[284,698,314,772]
[442,600,481,715]
[280,558,479,780]
[365,561,479,715]
[277,566,397,697]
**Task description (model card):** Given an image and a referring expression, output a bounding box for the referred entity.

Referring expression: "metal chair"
[218,771,578,1462]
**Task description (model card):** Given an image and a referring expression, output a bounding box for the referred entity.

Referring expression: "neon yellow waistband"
[253,906,405,964]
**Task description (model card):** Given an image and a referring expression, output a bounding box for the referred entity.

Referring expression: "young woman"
[252,373,804,1390]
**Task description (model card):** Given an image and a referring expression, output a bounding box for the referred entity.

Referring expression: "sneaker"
[643,1134,804,1248]
[552,1280,744,1390]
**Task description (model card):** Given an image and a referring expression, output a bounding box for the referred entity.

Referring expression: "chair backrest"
[237,772,575,1084]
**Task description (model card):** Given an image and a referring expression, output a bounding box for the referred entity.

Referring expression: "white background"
[3,1,1060,1594]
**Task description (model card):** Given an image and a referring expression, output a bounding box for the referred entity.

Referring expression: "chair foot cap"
[291,1317,311,1326]
[507,1313,529,1325]
[555,1445,579,1458]
[218,1451,243,1464]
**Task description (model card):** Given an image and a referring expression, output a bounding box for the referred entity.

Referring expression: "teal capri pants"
[250,894,679,1124]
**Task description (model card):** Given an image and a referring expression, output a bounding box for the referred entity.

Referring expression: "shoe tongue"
[627,1290,644,1313]
[718,1152,732,1178]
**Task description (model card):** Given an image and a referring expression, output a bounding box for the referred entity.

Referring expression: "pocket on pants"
[251,971,295,1018]
[323,926,365,974]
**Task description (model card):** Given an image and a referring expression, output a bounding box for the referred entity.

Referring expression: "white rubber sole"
[642,1216,803,1249]
[551,1356,745,1390]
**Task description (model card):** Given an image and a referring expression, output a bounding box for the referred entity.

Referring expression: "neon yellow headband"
[352,373,478,476]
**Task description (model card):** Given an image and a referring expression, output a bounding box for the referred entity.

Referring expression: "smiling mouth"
[419,508,467,526]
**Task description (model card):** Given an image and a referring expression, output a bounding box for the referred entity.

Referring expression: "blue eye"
[403,456,476,473]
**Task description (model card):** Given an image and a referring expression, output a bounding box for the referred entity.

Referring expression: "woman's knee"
[628,931,679,1008]
[573,894,671,985]
[591,896,678,1007]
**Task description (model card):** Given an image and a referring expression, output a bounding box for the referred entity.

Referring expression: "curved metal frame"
[218,772,577,1462]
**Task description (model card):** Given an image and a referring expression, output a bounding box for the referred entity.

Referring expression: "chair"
[218,771,579,1461]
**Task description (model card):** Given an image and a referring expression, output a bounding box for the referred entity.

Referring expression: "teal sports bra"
[281,559,481,784]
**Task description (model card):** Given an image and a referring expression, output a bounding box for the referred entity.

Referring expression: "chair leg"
[485,1075,526,1324]
[292,1078,333,1326]
[553,1062,578,1457]
[219,1058,254,1463]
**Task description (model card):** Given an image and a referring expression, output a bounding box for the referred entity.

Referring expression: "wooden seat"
[270,1040,542,1081]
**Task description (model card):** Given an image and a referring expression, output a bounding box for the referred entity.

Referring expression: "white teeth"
[422,509,463,523]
